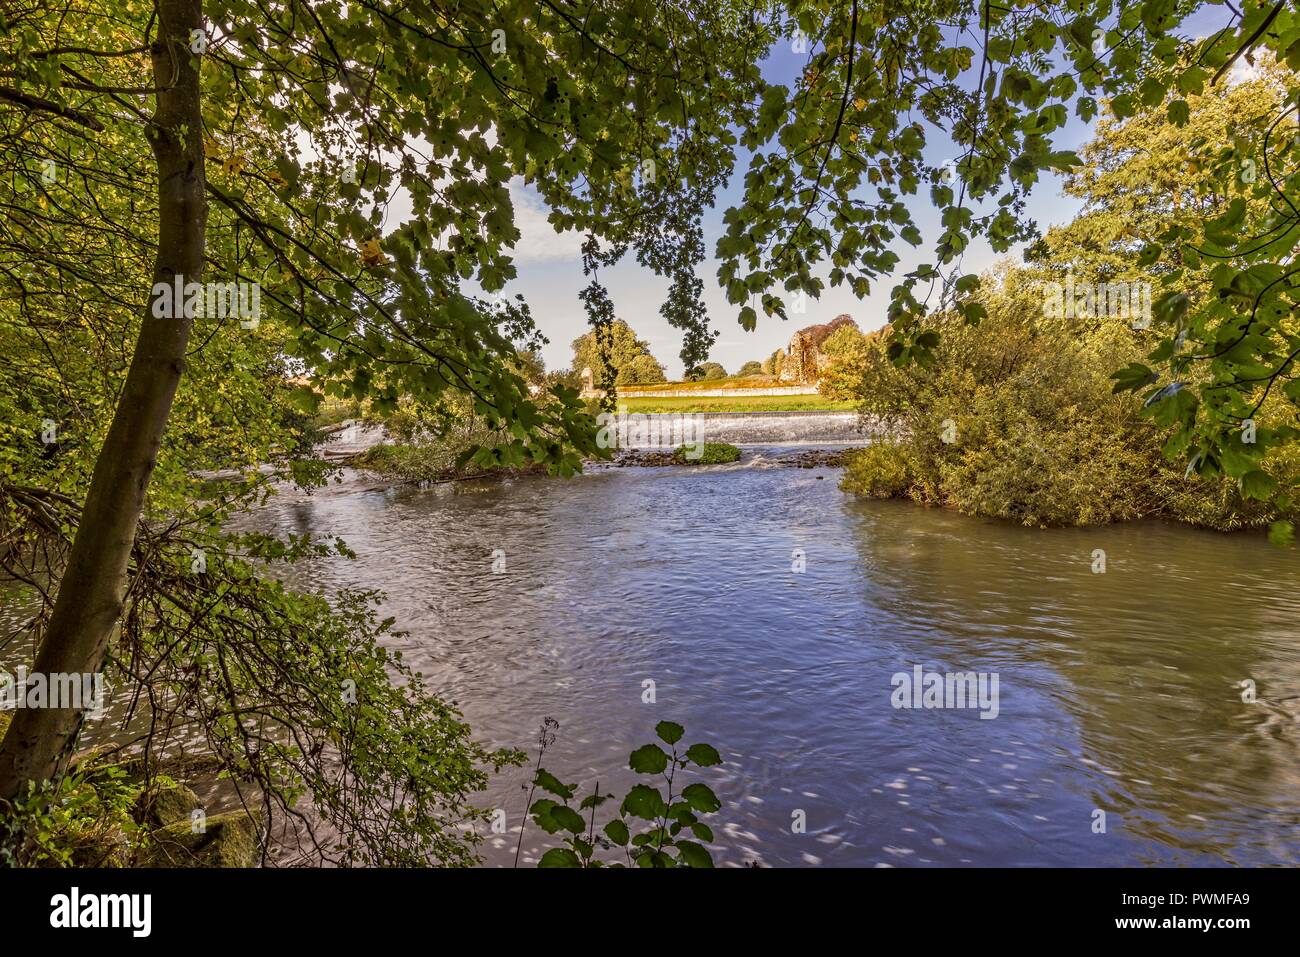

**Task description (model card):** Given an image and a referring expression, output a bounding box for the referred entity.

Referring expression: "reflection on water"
[230,452,1299,865]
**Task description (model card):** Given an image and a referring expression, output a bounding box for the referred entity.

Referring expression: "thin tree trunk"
[0,0,206,801]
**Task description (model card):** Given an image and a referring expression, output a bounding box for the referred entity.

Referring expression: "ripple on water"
[232,457,1300,867]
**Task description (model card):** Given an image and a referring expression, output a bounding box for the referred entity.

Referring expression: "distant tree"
[762,350,785,378]
[544,368,582,392]
[694,361,728,380]
[510,348,547,388]
[619,353,668,385]
[738,361,764,376]
[818,325,872,400]
[571,320,663,388]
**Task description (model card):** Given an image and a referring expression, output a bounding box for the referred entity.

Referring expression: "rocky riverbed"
[605,447,851,468]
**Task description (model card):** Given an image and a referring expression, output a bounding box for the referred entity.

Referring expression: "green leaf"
[529,800,564,834]
[538,847,581,868]
[1240,470,1278,501]
[621,784,667,820]
[1111,363,1159,394]
[655,720,684,745]
[684,743,721,767]
[681,783,721,814]
[550,805,587,834]
[534,769,574,800]
[603,819,630,845]
[675,839,713,868]
[629,743,669,774]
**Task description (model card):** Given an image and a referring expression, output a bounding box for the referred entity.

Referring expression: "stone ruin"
[778,314,860,384]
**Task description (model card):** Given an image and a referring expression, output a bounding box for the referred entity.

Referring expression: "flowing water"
[608,410,868,445]
[236,449,1300,867]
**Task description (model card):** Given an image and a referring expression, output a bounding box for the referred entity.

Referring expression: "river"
[239,448,1300,867]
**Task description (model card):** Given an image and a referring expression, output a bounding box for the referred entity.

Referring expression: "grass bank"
[619,375,785,392]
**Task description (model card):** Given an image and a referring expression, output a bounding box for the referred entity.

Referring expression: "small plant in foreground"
[517,718,723,868]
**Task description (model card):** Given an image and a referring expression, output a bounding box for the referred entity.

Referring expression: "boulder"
[135,780,204,828]
[139,806,263,868]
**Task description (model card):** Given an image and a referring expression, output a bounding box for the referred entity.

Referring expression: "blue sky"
[494,8,1233,379]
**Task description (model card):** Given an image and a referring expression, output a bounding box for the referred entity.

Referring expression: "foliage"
[675,442,742,465]
[353,443,517,484]
[519,719,723,868]
[620,353,669,385]
[840,268,1293,528]
[508,349,549,389]
[5,0,1299,861]
[693,361,729,381]
[762,349,786,378]
[704,1,1300,511]
[571,320,667,388]
[0,744,144,868]
[1096,55,1300,505]
[738,361,764,376]
[841,442,913,499]
[818,324,875,400]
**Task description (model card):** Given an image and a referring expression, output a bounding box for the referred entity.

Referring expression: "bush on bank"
[837,270,1296,530]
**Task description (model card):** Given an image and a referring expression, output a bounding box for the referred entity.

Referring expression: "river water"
[240,449,1300,867]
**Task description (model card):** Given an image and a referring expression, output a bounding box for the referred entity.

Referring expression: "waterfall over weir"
[611,410,877,446]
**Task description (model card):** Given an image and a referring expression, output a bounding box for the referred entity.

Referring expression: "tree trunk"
[0,0,206,801]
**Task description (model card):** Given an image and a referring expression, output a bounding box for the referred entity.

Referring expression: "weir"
[610,410,882,446]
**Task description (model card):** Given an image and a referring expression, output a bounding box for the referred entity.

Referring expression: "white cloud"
[506,179,585,263]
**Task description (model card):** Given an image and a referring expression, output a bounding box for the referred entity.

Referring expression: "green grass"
[617,394,856,413]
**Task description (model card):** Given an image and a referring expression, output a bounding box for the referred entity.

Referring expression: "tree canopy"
[570,318,666,386]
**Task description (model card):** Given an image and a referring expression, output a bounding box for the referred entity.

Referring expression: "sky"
[475,7,1239,380]
[497,32,1085,379]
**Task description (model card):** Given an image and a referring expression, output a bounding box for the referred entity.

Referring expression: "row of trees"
[568,320,774,385]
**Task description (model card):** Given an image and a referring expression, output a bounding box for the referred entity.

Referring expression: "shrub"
[355,394,545,482]
[841,443,912,498]
[761,349,785,377]
[518,719,723,868]
[838,267,1298,529]
[674,442,740,465]
[0,725,145,868]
